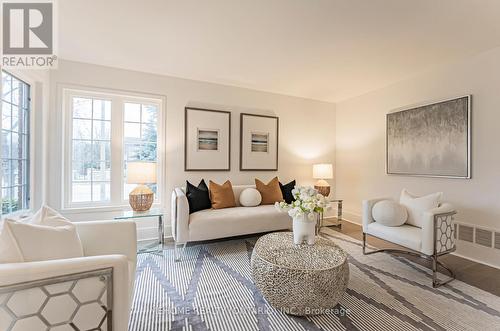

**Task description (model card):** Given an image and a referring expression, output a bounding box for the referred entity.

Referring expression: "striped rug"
[129,230,500,331]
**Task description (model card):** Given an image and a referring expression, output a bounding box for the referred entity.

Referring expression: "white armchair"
[0,220,136,330]
[362,198,456,287]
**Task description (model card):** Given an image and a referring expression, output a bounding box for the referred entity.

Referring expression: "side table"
[114,208,164,253]
[318,199,343,231]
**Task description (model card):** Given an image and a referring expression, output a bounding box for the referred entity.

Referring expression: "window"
[64,89,162,208]
[123,102,158,199]
[1,71,31,215]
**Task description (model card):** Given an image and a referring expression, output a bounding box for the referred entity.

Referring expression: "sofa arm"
[171,188,189,243]
[0,255,130,331]
[362,198,390,231]
[421,203,456,256]
[75,220,137,265]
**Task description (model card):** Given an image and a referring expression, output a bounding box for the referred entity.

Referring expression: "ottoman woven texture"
[251,232,349,316]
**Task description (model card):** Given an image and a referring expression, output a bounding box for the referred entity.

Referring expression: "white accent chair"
[362,198,456,287]
[171,184,292,260]
[0,220,137,330]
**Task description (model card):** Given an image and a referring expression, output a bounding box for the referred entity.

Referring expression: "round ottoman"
[251,232,349,316]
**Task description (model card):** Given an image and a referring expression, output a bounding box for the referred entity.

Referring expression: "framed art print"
[240,113,279,171]
[386,95,471,178]
[185,107,231,171]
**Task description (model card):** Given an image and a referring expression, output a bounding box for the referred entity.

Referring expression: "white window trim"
[61,86,165,210]
[1,70,35,218]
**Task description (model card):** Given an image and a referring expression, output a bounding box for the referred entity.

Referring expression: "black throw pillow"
[186,179,211,214]
[279,180,296,204]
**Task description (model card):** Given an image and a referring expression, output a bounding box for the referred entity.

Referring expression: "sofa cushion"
[400,189,442,228]
[255,177,283,205]
[279,180,296,204]
[186,179,211,213]
[209,180,236,209]
[372,200,407,227]
[188,205,291,242]
[239,188,262,207]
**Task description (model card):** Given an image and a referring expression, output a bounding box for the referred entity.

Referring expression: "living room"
[1,1,500,330]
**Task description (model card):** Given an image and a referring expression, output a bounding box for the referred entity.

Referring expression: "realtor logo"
[2,0,57,68]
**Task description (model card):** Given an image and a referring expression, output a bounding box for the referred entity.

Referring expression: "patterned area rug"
[129,230,500,331]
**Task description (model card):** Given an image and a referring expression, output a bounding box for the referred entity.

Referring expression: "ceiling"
[59,0,500,103]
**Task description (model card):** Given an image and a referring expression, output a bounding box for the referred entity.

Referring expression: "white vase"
[292,213,317,245]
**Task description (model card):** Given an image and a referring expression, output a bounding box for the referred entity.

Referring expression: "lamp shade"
[313,163,333,179]
[127,161,157,184]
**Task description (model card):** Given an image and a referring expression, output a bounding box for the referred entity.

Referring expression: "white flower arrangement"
[275,186,330,221]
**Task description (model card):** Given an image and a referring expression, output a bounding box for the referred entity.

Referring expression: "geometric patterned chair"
[362,198,456,288]
[0,220,137,330]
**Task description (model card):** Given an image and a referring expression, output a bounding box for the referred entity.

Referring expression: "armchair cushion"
[366,222,422,252]
[0,205,83,263]
[4,220,84,262]
[400,189,442,228]
[372,200,407,226]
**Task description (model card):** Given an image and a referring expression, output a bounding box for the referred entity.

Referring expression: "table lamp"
[127,161,157,211]
[313,163,333,197]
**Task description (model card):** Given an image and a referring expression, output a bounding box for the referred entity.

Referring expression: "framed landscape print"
[185,107,231,171]
[386,95,471,178]
[240,113,279,171]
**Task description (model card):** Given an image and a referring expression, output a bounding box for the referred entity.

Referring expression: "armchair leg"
[174,242,187,262]
[431,255,456,288]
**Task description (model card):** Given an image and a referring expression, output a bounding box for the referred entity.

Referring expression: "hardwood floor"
[324,220,500,296]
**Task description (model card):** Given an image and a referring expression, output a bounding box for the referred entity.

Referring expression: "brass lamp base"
[314,179,331,197]
[314,185,331,197]
[129,185,154,211]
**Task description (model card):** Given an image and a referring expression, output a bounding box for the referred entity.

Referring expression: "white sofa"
[171,184,292,257]
[0,220,136,330]
[362,198,456,287]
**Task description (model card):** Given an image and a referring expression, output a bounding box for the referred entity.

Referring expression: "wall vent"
[458,225,474,243]
[495,232,500,250]
[453,224,457,239]
[475,228,493,248]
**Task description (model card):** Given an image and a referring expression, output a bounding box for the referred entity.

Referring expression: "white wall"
[335,46,500,267]
[48,60,336,240]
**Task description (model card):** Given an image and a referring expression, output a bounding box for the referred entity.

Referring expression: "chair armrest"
[0,255,130,331]
[171,188,189,243]
[362,198,390,231]
[74,220,137,265]
[421,203,456,256]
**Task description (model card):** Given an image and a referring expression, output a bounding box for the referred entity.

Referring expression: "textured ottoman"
[251,232,349,316]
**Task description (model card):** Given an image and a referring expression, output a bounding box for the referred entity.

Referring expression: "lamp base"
[129,185,154,211]
[314,180,331,197]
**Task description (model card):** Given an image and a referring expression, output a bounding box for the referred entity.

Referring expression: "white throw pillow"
[372,200,408,227]
[239,188,262,207]
[400,189,442,228]
[0,205,84,263]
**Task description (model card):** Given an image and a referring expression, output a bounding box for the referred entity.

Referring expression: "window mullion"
[110,96,123,205]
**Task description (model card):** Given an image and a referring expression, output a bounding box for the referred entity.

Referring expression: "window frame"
[0,70,35,218]
[62,87,164,210]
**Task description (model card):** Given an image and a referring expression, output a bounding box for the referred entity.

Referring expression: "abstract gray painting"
[387,96,470,178]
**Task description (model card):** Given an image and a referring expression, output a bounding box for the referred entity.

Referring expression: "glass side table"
[317,199,343,232]
[114,208,165,253]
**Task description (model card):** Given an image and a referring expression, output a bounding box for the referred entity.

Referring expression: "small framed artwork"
[240,113,279,171]
[185,107,231,171]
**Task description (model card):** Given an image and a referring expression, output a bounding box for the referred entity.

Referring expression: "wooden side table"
[317,199,343,231]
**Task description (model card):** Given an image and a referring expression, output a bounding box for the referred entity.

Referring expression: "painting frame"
[386,95,471,179]
[184,107,231,171]
[239,113,279,171]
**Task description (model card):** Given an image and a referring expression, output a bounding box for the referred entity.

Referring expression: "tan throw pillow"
[209,180,236,209]
[255,177,284,205]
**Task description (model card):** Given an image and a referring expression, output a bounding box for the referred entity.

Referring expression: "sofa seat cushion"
[366,222,422,253]
[188,205,291,241]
